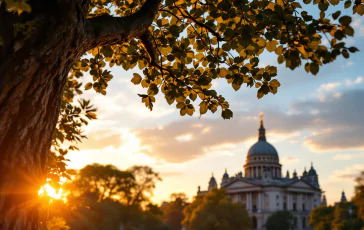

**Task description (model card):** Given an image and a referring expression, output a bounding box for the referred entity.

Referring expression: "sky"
[67,15,364,206]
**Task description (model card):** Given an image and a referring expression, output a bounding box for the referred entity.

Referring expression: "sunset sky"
[67,15,364,206]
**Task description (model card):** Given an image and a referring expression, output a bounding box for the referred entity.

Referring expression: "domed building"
[198,114,323,230]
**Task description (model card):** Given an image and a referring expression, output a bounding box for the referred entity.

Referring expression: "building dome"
[244,113,282,179]
[247,113,278,158]
[309,163,317,176]
[247,141,278,157]
[209,175,216,184]
[222,169,229,179]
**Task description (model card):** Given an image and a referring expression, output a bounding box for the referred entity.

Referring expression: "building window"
[293,203,297,211]
[283,202,287,210]
[276,195,279,199]
[302,203,305,211]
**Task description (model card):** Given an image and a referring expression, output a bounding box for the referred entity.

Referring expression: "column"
[258,192,262,212]
[248,193,252,211]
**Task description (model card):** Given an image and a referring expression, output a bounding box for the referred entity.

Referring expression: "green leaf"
[131,73,142,84]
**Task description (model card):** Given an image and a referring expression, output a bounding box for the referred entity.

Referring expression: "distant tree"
[309,206,335,230]
[183,188,250,230]
[65,164,134,201]
[162,193,188,230]
[331,202,363,230]
[354,171,364,224]
[127,165,162,206]
[59,164,164,230]
[265,211,294,230]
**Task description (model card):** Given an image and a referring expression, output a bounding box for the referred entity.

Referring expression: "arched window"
[251,216,258,229]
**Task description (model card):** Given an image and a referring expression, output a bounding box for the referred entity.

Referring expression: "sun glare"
[38,183,66,202]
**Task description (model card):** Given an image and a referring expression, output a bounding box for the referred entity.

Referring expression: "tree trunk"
[0,0,160,228]
[0,4,89,229]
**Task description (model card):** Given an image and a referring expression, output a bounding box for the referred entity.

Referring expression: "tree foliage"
[162,193,189,230]
[310,203,363,230]
[2,0,363,122]
[64,164,134,201]
[310,205,335,230]
[354,171,364,224]
[265,211,295,230]
[47,164,166,230]
[331,202,363,230]
[183,188,250,230]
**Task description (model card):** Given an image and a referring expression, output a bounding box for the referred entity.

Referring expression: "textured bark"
[0,0,160,229]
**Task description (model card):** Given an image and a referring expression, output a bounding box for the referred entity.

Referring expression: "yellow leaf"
[266,2,275,10]
[276,0,284,6]
[297,45,308,59]
[266,40,278,52]
[269,79,281,88]
[195,53,204,61]
[219,68,229,78]
[256,38,266,47]
[131,73,142,85]
[357,4,364,16]
[275,46,284,55]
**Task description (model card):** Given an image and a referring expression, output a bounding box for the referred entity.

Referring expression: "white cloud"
[352,17,364,37]
[318,82,341,92]
[345,76,363,86]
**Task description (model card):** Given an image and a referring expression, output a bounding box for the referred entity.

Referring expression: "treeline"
[309,171,364,230]
[44,164,251,230]
[44,164,364,230]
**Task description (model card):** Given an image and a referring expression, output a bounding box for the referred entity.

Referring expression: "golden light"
[38,183,66,202]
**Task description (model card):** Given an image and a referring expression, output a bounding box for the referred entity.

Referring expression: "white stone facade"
[198,114,322,230]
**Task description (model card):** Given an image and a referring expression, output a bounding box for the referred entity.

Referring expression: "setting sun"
[38,183,65,201]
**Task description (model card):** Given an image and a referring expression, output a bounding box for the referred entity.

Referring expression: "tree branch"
[86,0,161,49]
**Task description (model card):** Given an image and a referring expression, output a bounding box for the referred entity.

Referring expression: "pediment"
[290,180,313,189]
[225,180,256,189]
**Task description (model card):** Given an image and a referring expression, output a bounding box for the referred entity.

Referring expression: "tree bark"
[0,0,160,228]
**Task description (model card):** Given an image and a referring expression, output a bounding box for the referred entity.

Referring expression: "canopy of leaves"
[183,188,251,230]
[265,211,295,230]
[4,0,362,120]
[69,0,361,120]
